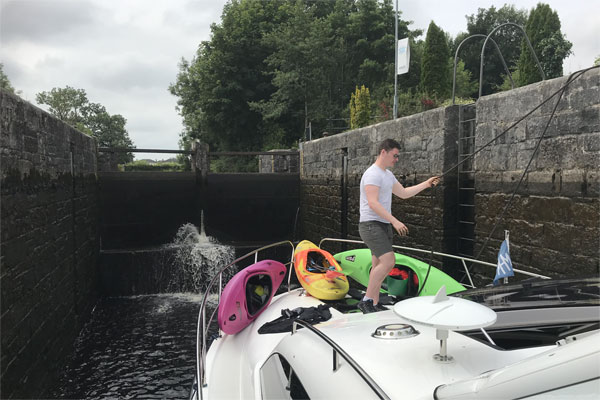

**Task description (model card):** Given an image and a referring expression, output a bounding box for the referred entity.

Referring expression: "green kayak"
[333,248,466,296]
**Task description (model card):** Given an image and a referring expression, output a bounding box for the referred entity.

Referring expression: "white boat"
[190,240,600,400]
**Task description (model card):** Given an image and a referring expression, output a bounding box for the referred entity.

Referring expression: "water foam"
[164,223,235,293]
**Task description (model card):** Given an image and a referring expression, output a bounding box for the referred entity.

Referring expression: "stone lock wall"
[300,69,599,282]
[258,150,300,173]
[473,70,599,279]
[0,90,100,399]
[300,106,460,271]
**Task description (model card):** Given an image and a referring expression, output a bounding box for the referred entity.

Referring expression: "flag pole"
[503,230,510,284]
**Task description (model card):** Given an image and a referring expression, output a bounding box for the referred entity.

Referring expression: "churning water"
[53,224,233,399]
[164,223,236,292]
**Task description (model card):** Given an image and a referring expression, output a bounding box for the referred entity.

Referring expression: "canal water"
[52,294,214,399]
[52,224,232,399]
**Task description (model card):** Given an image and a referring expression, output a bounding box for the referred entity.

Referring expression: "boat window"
[260,353,310,400]
[246,274,273,316]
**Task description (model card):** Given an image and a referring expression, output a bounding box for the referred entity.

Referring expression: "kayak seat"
[387,266,419,297]
[246,274,272,316]
[307,251,329,274]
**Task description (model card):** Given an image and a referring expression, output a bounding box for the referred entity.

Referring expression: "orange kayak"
[294,240,349,300]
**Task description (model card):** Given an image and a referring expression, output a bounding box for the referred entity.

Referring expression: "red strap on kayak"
[389,268,408,280]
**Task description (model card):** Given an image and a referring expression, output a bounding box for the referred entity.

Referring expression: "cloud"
[0,0,104,43]
[89,59,174,91]
[163,0,222,37]
[1,0,597,157]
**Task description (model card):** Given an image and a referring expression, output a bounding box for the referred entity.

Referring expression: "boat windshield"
[454,277,600,310]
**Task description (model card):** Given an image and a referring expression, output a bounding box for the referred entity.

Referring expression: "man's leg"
[371,254,380,270]
[365,251,395,304]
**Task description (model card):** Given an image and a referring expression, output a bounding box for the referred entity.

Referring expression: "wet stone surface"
[53,294,216,399]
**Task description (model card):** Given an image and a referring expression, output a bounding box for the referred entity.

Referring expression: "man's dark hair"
[378,138,401,153]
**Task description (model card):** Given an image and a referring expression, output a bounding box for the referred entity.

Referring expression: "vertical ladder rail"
[457,105,477,258]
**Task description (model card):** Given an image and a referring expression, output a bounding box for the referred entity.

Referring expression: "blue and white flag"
[493,239,514,285]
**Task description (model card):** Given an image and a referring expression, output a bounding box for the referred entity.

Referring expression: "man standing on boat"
[357,138,439,313]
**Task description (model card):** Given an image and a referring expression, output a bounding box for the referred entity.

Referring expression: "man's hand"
[392,219,408,236]
[426,176,441,188]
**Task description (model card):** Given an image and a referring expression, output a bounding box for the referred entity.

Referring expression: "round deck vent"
[372,323,419,340]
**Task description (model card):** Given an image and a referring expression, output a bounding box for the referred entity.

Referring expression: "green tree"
[0,63,16,93]
[82,102,134,150]
[456,5,528,96]
[36,87,134,163]
[349,85,372,129]
[517,3,572,85]
[421,21,450,97]
[252,0,337,142]
[36,86,89,126]
[170,0,421,146]
[170,0,287,152]
[450,58,478,100]
[594,55,600,66]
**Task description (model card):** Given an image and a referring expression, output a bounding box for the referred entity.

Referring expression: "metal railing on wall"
[97,146,299,174]
[451,23,546,104]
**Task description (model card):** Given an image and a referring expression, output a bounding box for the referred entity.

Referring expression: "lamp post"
[393,0,398,119]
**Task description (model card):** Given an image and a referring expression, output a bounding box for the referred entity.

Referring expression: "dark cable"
[473,68,586,261]
[416,184,435,296]
[432,65,598,267]
[438,66,598,181]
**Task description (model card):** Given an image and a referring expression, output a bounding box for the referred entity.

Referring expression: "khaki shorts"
[358,221,393,258]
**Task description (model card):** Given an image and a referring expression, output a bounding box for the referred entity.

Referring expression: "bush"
[122,160,186,172]
[210,156,258,173]
[349,85,372,129]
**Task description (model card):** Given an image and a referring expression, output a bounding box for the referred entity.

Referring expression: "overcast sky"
[1,0,598,160]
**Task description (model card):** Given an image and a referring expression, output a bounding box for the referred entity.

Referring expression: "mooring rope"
[423,65,598,281]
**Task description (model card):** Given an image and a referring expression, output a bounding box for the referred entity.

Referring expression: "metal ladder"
[457,104,477,258]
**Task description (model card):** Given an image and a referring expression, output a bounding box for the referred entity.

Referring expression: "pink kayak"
[218,259,287,335]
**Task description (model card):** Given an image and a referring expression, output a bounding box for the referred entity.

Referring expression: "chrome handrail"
[195,240,295,398]
[318,237,550,287]
[292,319,390,400]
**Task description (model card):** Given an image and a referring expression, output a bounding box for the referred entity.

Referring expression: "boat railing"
[194,240,295,399]
[292,319,390,400]
[318,238,549,288]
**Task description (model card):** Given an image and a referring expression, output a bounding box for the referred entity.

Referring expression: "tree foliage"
[36,86,89,126]
[517,3,572,85]
[421,21,450,97]
[170,0,420,151]
[169,1,573,148]
[169,0,287,152]
[36,86,134,163]
[450,58,478,100]
[350,85,372,129]
[455,5,527,96]
[1,63,16,94]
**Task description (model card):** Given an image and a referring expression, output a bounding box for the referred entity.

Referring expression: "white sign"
[397,38,410,75]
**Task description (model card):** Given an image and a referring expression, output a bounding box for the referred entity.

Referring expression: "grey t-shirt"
[359,164,399,223]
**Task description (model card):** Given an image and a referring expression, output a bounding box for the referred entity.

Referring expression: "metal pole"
[393,0,398,119]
